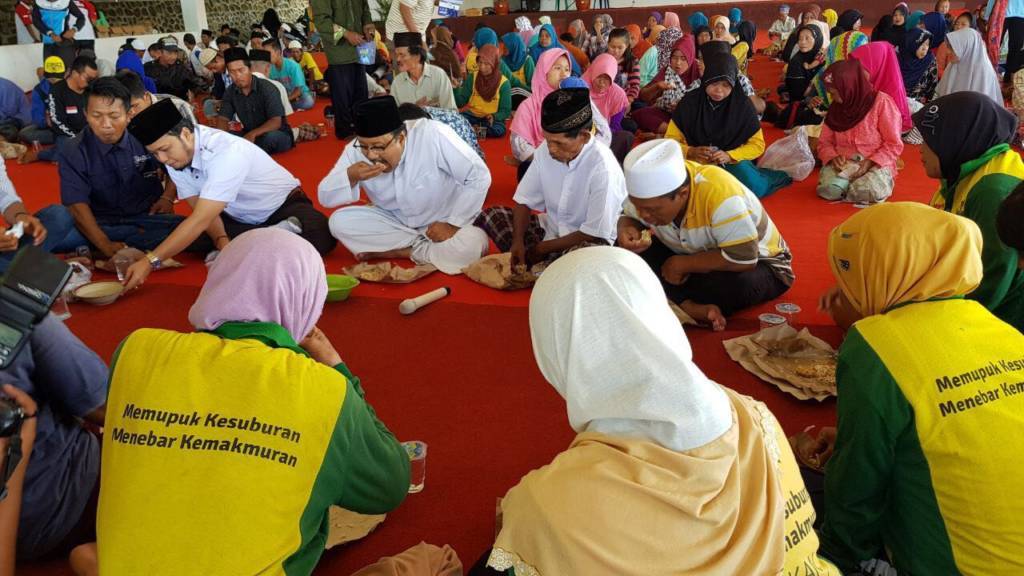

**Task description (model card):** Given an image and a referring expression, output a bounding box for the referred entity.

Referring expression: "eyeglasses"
[353,132,402,156]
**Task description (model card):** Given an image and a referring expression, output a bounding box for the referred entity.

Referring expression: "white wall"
[0,33,185,91]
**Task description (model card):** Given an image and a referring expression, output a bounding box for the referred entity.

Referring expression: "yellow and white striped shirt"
[624,161,794,285]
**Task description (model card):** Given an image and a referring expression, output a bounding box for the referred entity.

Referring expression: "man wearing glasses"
[118,97,334,290]
[318,95,491,274]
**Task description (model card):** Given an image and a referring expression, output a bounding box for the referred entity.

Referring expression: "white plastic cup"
[403,440,427,493]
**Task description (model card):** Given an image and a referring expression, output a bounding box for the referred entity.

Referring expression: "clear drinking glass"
[403,440,427,493]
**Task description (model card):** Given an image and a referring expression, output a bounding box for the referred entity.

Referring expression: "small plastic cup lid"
[758,313,786,324]
[775,303,802,314]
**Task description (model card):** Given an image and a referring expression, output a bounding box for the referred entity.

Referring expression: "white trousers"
[329,205,488,275]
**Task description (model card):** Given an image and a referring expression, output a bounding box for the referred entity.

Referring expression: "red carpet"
[15,53,940,574]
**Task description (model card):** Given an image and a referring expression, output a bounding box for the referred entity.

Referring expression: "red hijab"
[823,59,878,132]
[626,24,652,59]
[475,44,503,101]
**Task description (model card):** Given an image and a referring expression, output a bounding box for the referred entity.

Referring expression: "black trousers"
[1006,17,1024,80]
[639,236,791,316]
[191,190,336,255]
[324,62,368,139]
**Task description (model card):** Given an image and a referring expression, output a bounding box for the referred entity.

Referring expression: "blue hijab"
[688,12,709,32]
[473,27,498,49]
[922,11,947,47]
[529,24,580,75]
[501,31,528,71]
[728,8,742,33]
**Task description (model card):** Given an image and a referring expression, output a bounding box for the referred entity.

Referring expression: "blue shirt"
[59,127,165,219]
[2,315,107,558]
[115,50,158,93]
[269,57,309,97]
[0,77,31,126]
[30,80,51,127]
[987,0,1024,20]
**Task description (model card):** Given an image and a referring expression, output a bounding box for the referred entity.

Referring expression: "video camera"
[0,246,70,500]
[0,245,72,368]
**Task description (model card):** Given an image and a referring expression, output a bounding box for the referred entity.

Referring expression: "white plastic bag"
[758,126,816,181]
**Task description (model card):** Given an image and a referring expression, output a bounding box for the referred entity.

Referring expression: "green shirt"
[310,0,373,65]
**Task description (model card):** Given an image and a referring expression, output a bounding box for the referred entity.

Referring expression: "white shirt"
[386,0,436,37]
[168,125,299,225]
[510,102,611,162]
[72,0,95,40]
[252,71,294,115]
[318,118,489,229]
[514,136,626,243]
[390,64,457,110]
[0,159,22,215]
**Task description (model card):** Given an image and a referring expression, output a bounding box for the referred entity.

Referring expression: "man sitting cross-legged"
[121,97,334,290]
[475,87,627,269]
[318,95,490,275]
[618,139,794,330]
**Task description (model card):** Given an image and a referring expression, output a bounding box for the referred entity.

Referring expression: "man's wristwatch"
[145,251,163,270]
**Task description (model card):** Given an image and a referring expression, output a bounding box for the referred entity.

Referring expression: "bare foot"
[680,300,727,331]
[356,248,413,261]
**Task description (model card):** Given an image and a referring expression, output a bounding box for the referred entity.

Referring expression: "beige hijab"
[488,247,787,575]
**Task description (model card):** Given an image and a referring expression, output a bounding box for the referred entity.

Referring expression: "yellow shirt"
[298,52,323,81]
[665,120,766,163]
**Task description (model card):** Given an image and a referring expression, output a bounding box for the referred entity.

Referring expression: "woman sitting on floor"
[735,20,757,73]
[88,228,410,574]
[883,3,910,48]
[900,28,939,103]
[583,55,632,143]
[605,27,642,111]
[500,32,533,109]
[634,34,699,136]
[466,26,498,74]
[850,41,913,134]
[693,24,712,47]
[812,202,1024,575]
[780,9,820,62]
[583,14,613,61]
[816,59,904,204]
[530,23,581,76]
[698,40,765,114]
[668,53,790,198]
[638,25,678,88]
[936,27,1003,104]
[477,247,839,576]
[710,14,749,72]
[626,24,651,63]
[912,92,1024,331]
[509,49,614,177]
[811,30,870,110]
[455,44,511,138]
[770,24,825,128]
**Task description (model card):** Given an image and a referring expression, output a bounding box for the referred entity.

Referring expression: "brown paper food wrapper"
[462,253,541,290]
[344,262,437,283]
[723,324,837,401]
[324,506,387,549]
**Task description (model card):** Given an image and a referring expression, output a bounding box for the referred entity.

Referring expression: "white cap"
[287,40,302,50]
[624,139,688,199]
[130,38,146,51]
[281,23,292,33]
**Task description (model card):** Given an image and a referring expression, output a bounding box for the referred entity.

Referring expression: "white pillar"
[180,0,209,32]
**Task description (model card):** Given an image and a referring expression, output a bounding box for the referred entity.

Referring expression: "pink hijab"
[663,12,681,29]
[511,48,571,148]
[583,54,630,121]
[852,41,912,131]
[189,228,327,343]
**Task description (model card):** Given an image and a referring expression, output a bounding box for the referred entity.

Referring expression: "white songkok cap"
[287,40,303,50]
[624,139,688,199]
[130,38,146,51]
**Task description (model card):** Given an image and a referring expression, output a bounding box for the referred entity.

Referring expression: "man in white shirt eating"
[121,98,334,289]
[475,87,627,269]
[318,95,490,274]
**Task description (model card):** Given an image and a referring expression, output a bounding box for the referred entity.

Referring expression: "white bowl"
[73,281,124,306]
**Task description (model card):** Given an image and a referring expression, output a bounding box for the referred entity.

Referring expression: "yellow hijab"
[828,202,983,318]
[822,8,838,28]
[649,24,665,44]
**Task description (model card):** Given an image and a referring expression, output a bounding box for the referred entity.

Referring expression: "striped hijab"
[813,31,870,103]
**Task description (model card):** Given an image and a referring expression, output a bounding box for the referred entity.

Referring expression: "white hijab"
[528,247,732,452]
[938,28,1004,105]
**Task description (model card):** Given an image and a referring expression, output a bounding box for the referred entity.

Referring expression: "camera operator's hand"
[0,232,17,253]
[1,385,37,449]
